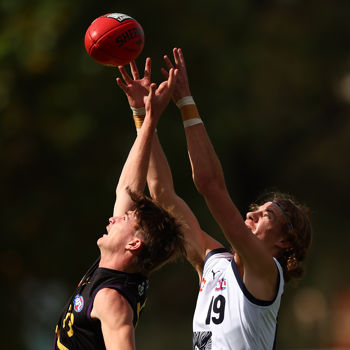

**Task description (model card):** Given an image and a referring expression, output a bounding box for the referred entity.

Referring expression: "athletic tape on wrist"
[183,118,203,128]
[130,106,146,116]
[180,104,200,123]
[133,115,145,129]
[176,96,195,109]
[136,127,157,134]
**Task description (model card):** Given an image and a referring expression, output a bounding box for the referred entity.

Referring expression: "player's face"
[245,202,285,247]
[98,211,139,250]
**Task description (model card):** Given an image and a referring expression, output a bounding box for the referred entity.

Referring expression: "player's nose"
[246,211,258,222]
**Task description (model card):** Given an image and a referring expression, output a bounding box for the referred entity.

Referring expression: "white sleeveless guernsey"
[193,248,284,350]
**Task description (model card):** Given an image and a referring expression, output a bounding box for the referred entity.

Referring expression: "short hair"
[250,191,312,283]
[127,188,186,275]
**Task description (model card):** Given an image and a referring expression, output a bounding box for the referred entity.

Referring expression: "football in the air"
[84,13,144,66]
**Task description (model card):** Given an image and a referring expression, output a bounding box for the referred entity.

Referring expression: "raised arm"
[147,133,224,277]
[116,59,223,278]
[163,48,279,295]
[162,49,247,249]
[92,288,136,350]
[90,63,177,350]
[113,60,177,218]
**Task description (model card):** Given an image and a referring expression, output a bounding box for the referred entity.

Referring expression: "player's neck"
[99,253,139,274]
[234,253,244,278]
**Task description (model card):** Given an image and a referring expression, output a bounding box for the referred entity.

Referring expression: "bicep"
[92,288,135,350]
[102,322,135,350]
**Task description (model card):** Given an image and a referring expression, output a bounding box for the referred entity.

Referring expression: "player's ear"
[275,238,292,250]
[126,238,142,251]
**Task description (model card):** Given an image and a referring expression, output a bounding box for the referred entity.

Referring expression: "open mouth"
[245,222,253,230]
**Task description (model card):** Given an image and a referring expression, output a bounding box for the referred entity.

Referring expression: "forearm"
[162,48,226,193]
[114,116,156,215]
[180,99,250,254]
[128,107,176,204]
[178,98,227,195]
[148,128,225,271]
[117,117,155,191]
[114,62,177,215]
[147,133,176,204]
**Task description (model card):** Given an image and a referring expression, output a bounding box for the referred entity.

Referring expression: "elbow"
[193,172,226,198]
[148,183,165,202]
[116,183,128,197]
[193,172,209,194]
[148,180,175,205]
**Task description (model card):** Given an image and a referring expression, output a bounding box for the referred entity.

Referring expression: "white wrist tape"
[130,106,146,116]
[183,118,203,128]
[176,96,195,109]
[136,128,157,134]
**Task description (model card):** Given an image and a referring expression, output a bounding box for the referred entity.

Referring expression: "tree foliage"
[1,0,350,348]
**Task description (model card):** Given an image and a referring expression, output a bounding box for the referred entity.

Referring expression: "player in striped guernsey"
[54,67,185,350]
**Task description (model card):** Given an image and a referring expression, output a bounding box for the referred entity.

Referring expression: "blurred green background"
[1,0,350,349]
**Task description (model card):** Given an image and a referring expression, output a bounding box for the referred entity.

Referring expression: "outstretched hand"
[161,48,191,103]
[116,58,151,108]
[145,68,178,122]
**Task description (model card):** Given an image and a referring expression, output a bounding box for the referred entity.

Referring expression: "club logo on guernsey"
[215,278,227,291]
[138,281,148,296]
[73,294,84,312]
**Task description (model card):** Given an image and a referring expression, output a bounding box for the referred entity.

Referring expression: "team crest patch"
[215,278,227,291]
[73,294,84,312]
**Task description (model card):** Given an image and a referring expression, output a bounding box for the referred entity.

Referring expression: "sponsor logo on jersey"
[73,294,84,312]
[215,278,227,291]
[211,270,221,279]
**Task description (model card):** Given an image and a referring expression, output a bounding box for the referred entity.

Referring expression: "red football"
[84,13,145,66]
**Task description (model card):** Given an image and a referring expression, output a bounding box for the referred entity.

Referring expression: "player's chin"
[249,227,259,237]
[245,223,254,233]
[97,234,107,246]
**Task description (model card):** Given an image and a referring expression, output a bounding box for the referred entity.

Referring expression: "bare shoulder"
[92,288,136,349]
[91,288,133,323]
[243,254,280,301]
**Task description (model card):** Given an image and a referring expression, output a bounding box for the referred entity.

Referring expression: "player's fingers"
[160,67,169,79]
[150,82,156,93]
[144,57,151,79]
[171,69,179,90]
[146,83,156,103]
[130,60,140,80]
[159,68,173,93]
[167,68,177,91]
[118,65,132,84]
[163,55,174,70]
[178,48,186,67]
[173,48,180,66]
[116,77,127,92]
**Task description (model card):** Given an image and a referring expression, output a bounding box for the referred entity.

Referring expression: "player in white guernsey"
[193,249,284,350]
[117,50,312,350]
